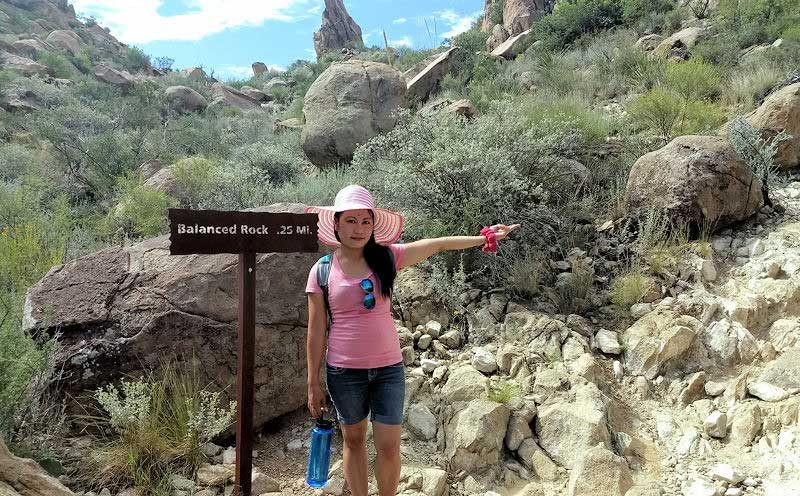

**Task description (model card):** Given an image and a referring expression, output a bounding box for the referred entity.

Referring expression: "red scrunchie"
[480,226,498,253]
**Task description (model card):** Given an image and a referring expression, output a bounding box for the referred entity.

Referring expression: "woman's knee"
[341,421,368,449]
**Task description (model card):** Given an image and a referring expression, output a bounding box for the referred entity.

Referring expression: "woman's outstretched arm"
[401,223,521,268]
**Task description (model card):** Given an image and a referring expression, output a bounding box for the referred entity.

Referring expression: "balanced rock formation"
[252,61,267,76]
[482,0,556,35]
[746,82,800,169]
[313,0,363,59]
[23,204,322,430]
[164,85,208,114]
[210,83,262,111]
[301,60,407,167]
[625,135,763,232]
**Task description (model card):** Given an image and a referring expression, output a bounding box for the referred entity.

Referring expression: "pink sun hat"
[304,185,405,247]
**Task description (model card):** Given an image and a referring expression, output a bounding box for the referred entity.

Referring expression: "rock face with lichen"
[23,204,322,431]
[312,0,363,59]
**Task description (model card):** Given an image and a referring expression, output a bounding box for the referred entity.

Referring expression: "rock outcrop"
[23,203,322,430]
[301,60,407,167]
[0,439,74,496]
[746,82,800,169]
[625,135,763,232]
[164,86,208,114]
[405,47,458,104]
[312,0,363,59]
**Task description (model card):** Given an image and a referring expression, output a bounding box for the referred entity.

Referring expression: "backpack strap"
[316,254,334,329]
[316,248,397,330]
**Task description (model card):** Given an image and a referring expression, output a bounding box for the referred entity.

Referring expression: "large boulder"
[252,61,267,76]
[745,82,800,169]
[164,86,208,114]
[486,24,510,52]
[0,52,51,77]
[625,135,763,232]
[0,439,74,496]
[301,60,407,167]
[444,399,510,473]
[441,364,489,404]
[535,383,612,469]
[622,308,704,379]
[92,64,135,91]
[210,83,262,110]
[406,47,458,104]
[312,0,363,59]
[45,30,81,55]
[567,445,633,496]
[653,26,708,58]
[747,348,800,402]
[11,39,50,59]
[503,0,556,35]
[490,28,534,60]
[23,203,321,430]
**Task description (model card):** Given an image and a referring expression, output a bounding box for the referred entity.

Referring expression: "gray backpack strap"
[316,254,333,328]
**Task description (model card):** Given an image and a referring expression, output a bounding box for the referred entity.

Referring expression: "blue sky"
[71,0,482,81]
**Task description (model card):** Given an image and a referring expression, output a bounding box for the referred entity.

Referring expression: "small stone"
[700,259,717,282]
[287,438,304,450]
[420,358,439,373]
[742,478,758,487]
[424,320,442,338]
[749,239,765,257]
[432,365,448,383]
[99,490,111,496]
[402,346,415,365]
[725,488,743,496]
[472,347,498,373]
[171,474,195,491]
[676,428,698,456]
[322,475,345,495]
[630,303,653,319]
[613,360,623,379]
[704,411,727,438]
[221,447,236,465]
[417,334,433,349]
[767,262,782,278]
[704,381,726,397]
[710,464,745,485]
[594,329,621,354]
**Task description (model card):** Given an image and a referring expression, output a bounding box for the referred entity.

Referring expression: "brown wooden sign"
[168,208,318,255]
[168,208,319,496]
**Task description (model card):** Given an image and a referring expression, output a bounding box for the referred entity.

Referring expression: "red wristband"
[480,226,498,253]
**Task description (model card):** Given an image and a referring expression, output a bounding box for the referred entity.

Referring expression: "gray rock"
[407,403,437,440]
[164,86,207,114]
[472,347,498,373]
[626,136,763,232]
[704,411,727,438]
[312,0,363,59]
[301,60,407,167]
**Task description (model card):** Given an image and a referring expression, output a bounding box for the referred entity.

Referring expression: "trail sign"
[168,208,318,496]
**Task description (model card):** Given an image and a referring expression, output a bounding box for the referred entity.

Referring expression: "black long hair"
[334,210,397,299]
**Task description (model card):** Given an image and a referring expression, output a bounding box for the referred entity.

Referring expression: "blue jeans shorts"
[325,361,405,425]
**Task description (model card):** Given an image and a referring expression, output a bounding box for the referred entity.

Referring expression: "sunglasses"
[360,278,375,310]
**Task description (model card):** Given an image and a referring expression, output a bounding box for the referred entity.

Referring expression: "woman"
[304,185,519,496]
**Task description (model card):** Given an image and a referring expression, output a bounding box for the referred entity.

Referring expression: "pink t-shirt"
[305,244,406,369]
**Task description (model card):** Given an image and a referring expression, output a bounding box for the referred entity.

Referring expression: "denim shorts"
[325,361,405,425]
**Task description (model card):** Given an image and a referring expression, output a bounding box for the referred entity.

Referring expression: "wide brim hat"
[304,184,404,247]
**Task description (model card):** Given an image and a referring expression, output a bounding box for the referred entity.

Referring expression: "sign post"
[168,208,318,496]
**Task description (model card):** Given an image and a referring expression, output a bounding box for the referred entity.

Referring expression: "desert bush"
[121,46,151,73]
[554,257,595,314]
[665,59,722,101]
[83,363,235,495]
[626,88,682,142]
[171,157,218,208]
[449,27,492,83]
[610,270,654,307]
[613,45,666,91]
[508,249,552,298]
[225,141,305,186]
[724,62,783,111]
[106,173,177,239]
[487,379,522,404]
[535,0,625,49]
[728,115,790,206]
[622,0,675,25]
[36,50,75,79]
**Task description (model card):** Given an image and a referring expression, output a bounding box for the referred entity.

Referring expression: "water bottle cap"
[316,416,333,429]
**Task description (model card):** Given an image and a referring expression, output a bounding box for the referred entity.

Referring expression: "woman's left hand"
[489,224,521,242]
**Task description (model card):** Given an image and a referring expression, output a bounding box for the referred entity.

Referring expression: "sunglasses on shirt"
[360,278,375,310]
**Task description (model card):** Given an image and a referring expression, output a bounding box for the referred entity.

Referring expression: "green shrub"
[728,115,790,206]
[614,45,666,91]
[36,51,75,79]
[508,250,551,298]
[487,379,522,404]
[225,142,304,187]
[627,88,682,143]
[622,0,674,25]
[122,46,151,73]
[490,0,505,26]
[724,63,783,111]
[534,0,625,49]
[519,94,612,144]
[554,257,595,314]
[84,363,235,495]
[610,270,654,307]
[171,157,218,208]
[665,59,722,101]
[106,173,177,239]
[449,27,491,82]
[677,98,726,135]
[71,50,93,74]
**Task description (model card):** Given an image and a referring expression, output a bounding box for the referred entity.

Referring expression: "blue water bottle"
[306,413,334,488]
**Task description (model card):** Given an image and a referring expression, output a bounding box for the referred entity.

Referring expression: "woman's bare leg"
[340,418,369,496]
[372,421,402,496]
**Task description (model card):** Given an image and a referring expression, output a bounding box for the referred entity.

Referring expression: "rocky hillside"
[1,0,800,495]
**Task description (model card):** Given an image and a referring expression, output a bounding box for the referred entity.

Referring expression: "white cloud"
[389,36,413,48]
[71,0,310,44]
[434,9,481,39]
[393,17,407,24]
